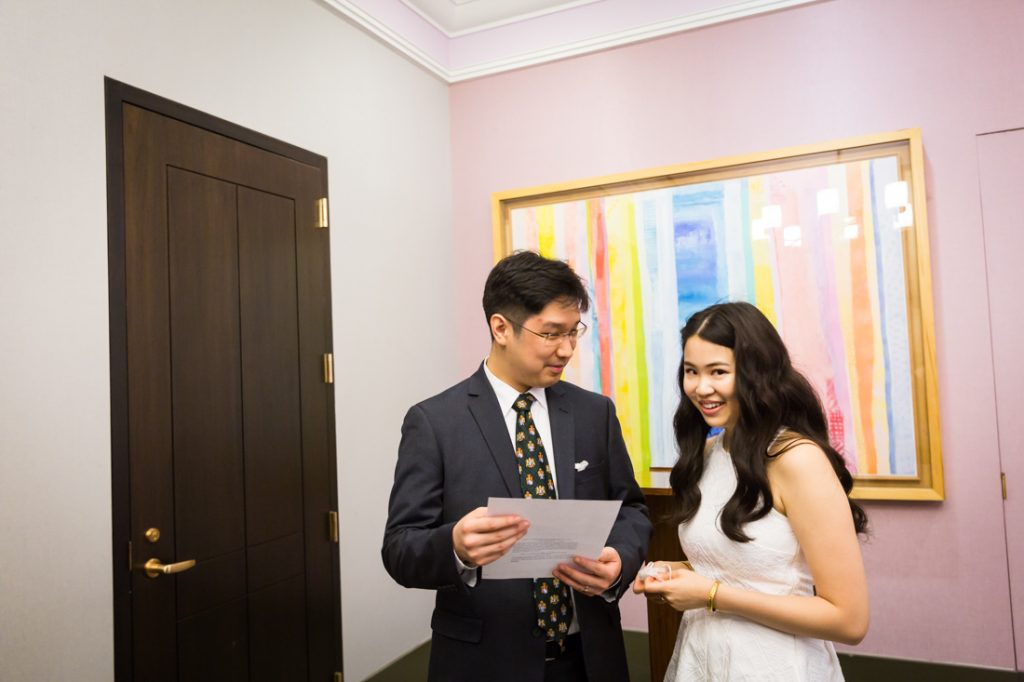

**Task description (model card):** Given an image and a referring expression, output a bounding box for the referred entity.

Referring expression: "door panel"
[249,576,309,681]
[117,98,339,680]
[177,550,247,620]
[177,598,249,682]
[168,167,246,565]
[237,186,305,547]
[248,533,305,590]
[978,128,1024,670]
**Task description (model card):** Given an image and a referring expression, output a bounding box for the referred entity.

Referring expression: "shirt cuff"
[454,550,478,587]
[601,576,622,602]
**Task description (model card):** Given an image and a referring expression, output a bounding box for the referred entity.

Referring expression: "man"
[382,251,652,681]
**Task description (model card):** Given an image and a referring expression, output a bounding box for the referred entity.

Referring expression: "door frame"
[105,77,341,680]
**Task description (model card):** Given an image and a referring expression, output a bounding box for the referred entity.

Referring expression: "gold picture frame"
[492,129,943,501]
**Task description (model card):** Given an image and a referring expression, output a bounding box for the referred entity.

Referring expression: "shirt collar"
[482,358,547,414]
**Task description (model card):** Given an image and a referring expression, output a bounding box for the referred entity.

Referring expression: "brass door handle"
[143,558,196,578]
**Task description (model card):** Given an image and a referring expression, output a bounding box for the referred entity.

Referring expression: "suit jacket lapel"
[467,366,520,497]
[547,383,576,500]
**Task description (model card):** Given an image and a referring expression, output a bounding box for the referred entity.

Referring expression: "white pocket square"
[574,460,589,472]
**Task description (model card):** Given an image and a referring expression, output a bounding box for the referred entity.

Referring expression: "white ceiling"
[321,0,825,83]
[401,0,602,36]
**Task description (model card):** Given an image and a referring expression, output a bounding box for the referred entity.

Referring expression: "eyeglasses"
[506,317,589,346]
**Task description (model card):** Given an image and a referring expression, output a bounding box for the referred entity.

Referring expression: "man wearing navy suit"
[383,251,652,681]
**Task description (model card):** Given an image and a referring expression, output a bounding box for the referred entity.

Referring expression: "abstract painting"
[493,130,942,500]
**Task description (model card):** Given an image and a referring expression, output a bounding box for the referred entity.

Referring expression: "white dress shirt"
[482,360,560,491]
[453,360,583,634]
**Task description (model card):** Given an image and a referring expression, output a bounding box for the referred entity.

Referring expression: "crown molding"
[320,0,450,81]
[447,0,819,82]
[322,0,821,84]
[399,0,602,39]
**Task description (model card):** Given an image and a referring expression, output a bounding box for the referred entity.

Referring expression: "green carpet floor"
[365,631,1022,682]
[365,631,648,682]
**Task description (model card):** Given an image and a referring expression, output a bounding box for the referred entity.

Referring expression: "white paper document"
[482,497,622,580]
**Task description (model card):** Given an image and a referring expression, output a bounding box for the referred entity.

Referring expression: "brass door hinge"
[323,352,334,384]
[334,672,343,682]
[316,197,329,229]
[328,511,339,543]
[1002,472,1008,500]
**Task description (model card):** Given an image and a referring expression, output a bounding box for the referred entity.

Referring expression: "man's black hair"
[482,251,590,333]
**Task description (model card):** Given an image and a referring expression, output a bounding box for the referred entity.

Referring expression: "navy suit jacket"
[382,365,652,682]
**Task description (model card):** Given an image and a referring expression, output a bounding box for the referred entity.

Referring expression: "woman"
[635,302,869,681]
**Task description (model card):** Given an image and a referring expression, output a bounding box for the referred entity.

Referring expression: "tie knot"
[513,393,535,413]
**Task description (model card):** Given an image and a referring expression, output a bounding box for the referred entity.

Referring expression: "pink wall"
[449,0,1023,669]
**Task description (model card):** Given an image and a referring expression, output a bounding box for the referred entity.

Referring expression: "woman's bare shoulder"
[766,428,816,459]
[767,436,836,486]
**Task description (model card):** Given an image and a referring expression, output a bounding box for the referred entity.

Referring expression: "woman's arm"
[637,442,869,644]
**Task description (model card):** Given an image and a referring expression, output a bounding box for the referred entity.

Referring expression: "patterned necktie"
[513,393,573,642]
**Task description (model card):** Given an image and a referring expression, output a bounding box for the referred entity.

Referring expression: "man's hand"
[553,546,622,596]
[453,507,530,567]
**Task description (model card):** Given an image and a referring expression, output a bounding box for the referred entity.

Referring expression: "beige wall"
[0,1,453,680]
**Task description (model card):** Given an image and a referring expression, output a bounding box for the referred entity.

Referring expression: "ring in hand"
[583,585,590,593]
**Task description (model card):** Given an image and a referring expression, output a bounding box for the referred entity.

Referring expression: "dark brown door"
[109,88,340,681]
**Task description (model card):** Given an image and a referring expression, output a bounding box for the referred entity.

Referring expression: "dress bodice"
[678,436,815,598]
[664,435,844,682]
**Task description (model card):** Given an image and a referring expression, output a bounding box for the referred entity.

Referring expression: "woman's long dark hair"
[669,302,868,541]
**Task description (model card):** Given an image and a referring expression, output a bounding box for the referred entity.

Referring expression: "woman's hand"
[633,561,715,611]
[631,560,689,593]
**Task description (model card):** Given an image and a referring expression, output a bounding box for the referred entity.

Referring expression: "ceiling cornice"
[322,0,450,81]
[320,0,822,84]
[399,0,603,39]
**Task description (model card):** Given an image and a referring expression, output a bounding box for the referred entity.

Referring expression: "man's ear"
[490,314,512,347]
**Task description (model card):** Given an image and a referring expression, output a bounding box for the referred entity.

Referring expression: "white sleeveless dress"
[664,436,844,681]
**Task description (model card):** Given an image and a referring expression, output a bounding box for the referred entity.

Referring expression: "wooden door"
[107,81,341,681]
[978,127,1024,671]
[642,487,685,682]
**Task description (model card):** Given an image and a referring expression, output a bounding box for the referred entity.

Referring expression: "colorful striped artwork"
[509,156,918,476]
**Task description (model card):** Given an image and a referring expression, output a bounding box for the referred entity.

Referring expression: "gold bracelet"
[706,580,720,613]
